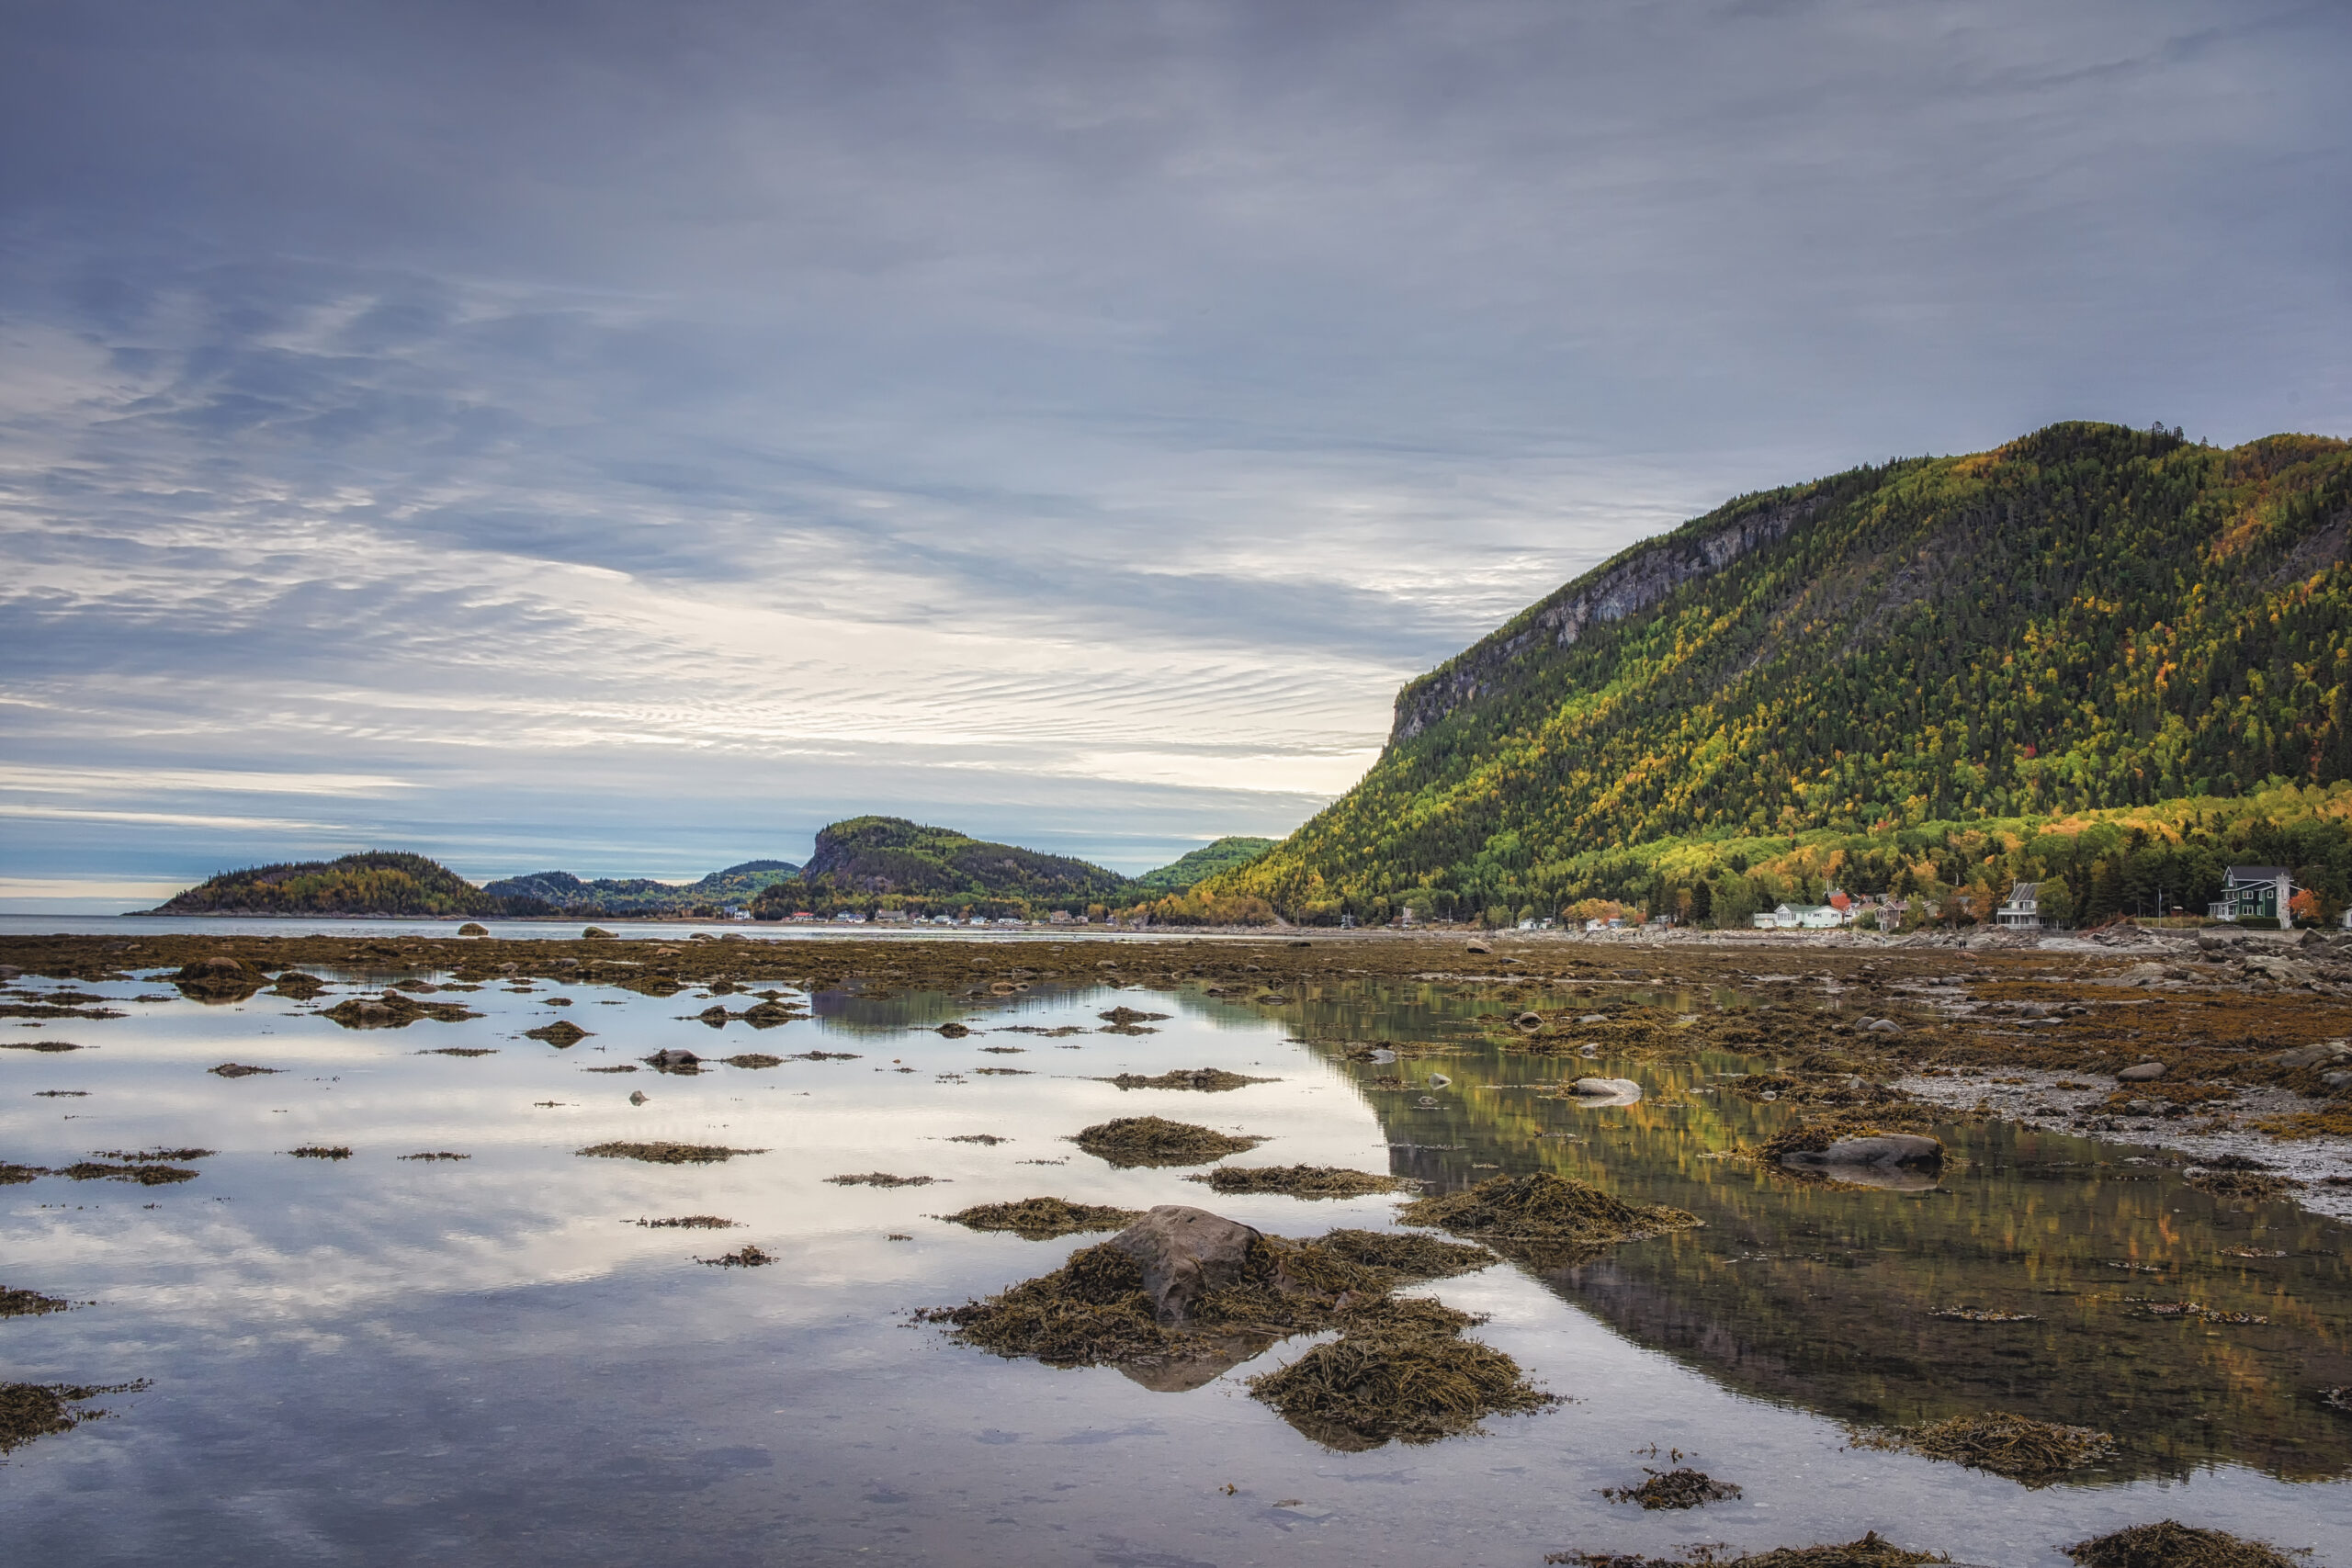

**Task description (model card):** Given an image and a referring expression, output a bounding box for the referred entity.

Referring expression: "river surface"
[4,964,2347,1565]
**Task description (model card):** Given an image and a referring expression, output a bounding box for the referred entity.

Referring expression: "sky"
[2,0,2347,910]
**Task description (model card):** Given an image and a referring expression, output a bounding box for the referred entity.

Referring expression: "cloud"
[1,0,2346,901]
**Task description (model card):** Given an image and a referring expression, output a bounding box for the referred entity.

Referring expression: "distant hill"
[142,852,512,918]
[1212,423,2352,925]
[1132,837,1277,895]
[481,859,800,916]
[751,818,1134,919]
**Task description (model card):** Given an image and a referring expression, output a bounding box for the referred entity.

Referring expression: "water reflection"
[4,964,2349,1567]
[1261,984,2352,1484]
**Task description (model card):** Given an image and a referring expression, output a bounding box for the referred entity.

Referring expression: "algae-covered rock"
[1847,1409,2115,1483]
[1245,1296,1554,1450]
[1545,1534,1948,1567]
[2064,1520,2298,1568]
[1184,1165,1417,1200]
[1397,1170,1701,1254]
[1072,1116,1266,1168]
[171,955,265,1001]
[939,1197,1141,1238]
[525,1020,590,1047]
[1108,1206,1272,1325]
[1102,1068,1276,1092]
[322,991,481,1029]
[1779,1134,1943,1172]
[577,1141,763,1165]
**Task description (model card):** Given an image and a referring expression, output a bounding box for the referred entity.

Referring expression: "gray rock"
[1464,940,1492,954]
[2273,1042,2352,1070]
[1867,1018,1902,1034]
[2321,1070,2352,1089]
[649,1047,701,1069]
[1568,1077,1644,1105]
[1511,1011,1544,1032]
[1577,1013,1608,1025]
[1105,1205,1267,1326]
[2118,1061,2168,1082]
[628,1089,649,1105]
[1781,1134,1943,1170]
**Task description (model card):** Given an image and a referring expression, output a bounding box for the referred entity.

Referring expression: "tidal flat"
[1,926,2348,1565]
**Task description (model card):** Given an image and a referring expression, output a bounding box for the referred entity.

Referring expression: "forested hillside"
[482,860,799,916]
[1214,423,2352,925]
[145,852,514,917]
[1131,836,1277,895]
[750,817,1135,919]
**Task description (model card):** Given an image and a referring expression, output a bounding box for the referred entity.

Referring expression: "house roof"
[2005,881,2038,900]
[2222,865,2291,884]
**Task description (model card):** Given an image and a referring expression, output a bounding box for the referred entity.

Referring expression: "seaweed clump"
[2064,1522,2298,1568]
[288,1145,353,1160]
[924,1240,1179,1367]
[1398,1171,1701,1258]
[577,1141,763,1165]
[1848,1410,2116,1482]
[1245,1295,1555,1450]
[322,991,480,1029]
[1756,1111,1938,1163]
[1546,1532,1946,1567]
[827,1172,937,1188]
[525,1021,590,1047]
[1312,1229,1497,1279]
[1072,1116,1265,1168]
[0,1381,144,1454]
[1102,1068,1275,1092]
[1,1287,75,1319]
[2184,1168,2301,1201]
[59,1160,199,1186]
[1600,1468,1743,1509]
[928,1227,1405,1371]
[1185,1165,1419,1200]
[700,1245,775,1268]
[939,1197,1141,1238]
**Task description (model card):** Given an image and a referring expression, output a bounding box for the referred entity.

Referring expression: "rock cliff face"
[1390,496,1815,743]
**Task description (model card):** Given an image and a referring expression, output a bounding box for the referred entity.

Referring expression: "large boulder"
[2118,1061,2168,1082]
[1780,1134,1943,1172]
[1104,1205,1266,1326]
[1567,1077,1644,1105]
[2273,1042,2352,1070]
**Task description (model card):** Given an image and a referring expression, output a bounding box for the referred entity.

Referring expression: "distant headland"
[137,822,1280,925]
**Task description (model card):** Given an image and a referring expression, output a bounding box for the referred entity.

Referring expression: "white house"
[1996,882,2041,929]
[1758,902,1842,929]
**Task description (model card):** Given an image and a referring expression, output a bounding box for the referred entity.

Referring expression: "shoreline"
[8,924,2347,1224]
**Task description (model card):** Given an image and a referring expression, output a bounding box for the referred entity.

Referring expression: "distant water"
[0,913,1072,942]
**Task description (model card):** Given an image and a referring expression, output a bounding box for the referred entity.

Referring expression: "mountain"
[1213,423,2352,925]
[1132,836,1278,895]
[750,817,1134,919]
[142,852,512,918]
[481,859,800,916]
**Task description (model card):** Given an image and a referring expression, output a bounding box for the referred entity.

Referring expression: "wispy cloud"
[1,0,2346,903]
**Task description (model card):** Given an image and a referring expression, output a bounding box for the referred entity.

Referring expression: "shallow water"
[4,968,2348,1566]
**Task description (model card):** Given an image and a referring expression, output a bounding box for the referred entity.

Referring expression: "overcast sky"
[3,0,2346,908]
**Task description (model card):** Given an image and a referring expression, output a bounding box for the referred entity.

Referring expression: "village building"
[2209,865,2292,927]
[1997,882,2041,929]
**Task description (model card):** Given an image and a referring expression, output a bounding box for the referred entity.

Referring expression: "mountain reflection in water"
[1254,980,2352,1485]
